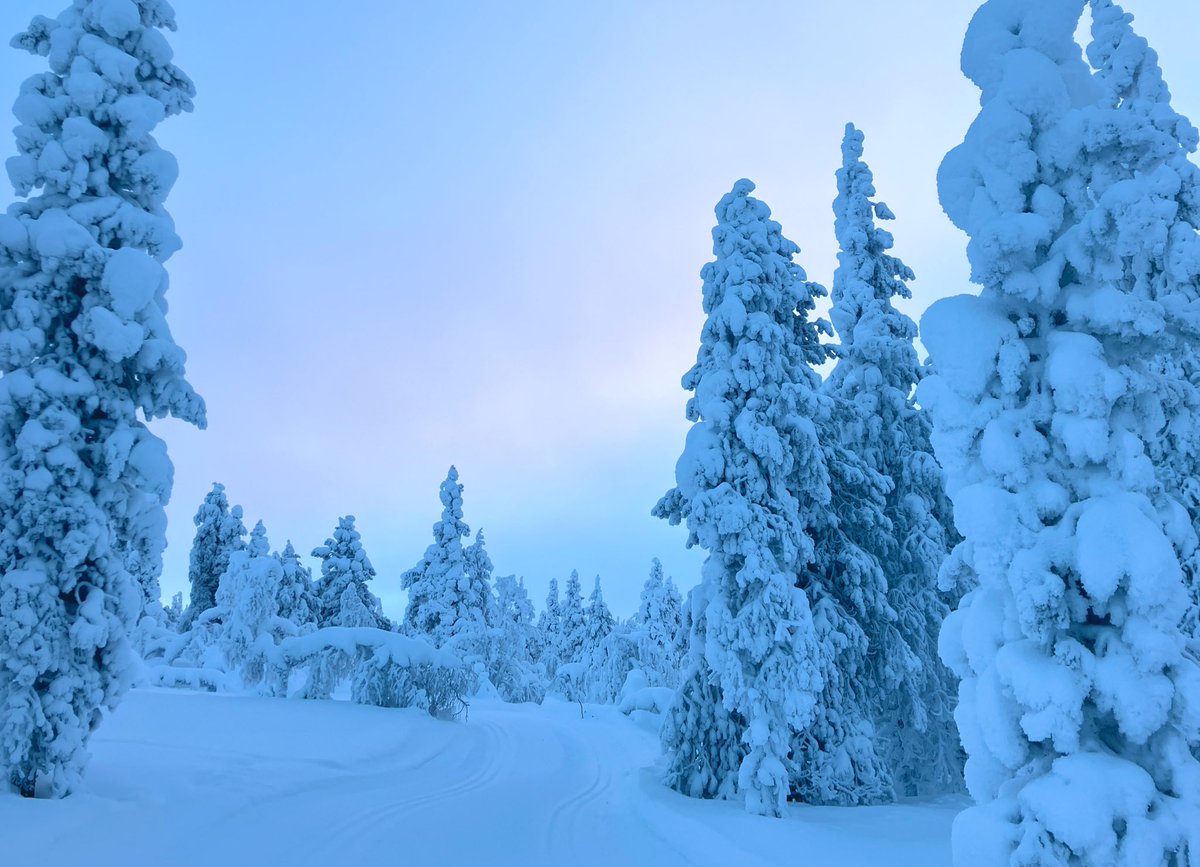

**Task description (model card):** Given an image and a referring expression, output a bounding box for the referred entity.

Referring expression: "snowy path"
[1,690,960,866]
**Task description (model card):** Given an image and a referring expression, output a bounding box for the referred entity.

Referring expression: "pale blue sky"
[0,1,1197,618]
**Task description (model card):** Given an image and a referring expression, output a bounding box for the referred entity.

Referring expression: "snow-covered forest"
[2,1,1200,865]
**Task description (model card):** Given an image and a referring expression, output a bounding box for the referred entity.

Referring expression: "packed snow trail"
[1,690,959,866]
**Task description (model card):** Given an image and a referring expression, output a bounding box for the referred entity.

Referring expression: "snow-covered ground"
[1,690,961,866]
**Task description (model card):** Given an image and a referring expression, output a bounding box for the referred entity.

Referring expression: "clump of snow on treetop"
[0,0,203,798]
[922,0,1200,863]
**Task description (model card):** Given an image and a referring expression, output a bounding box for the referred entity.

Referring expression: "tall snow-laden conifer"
[463,529,495,631]
[0,0,204,797]
[488,574,543,703]
[585,576,614,649]
[558,569,586,667]
[274,541,316,630]
[312,516,386,630]
[246,519,268,559]
[924,1,1200,862]
[537,577,562,676]
[636,559,685,688]
[401,467,482,649]
[183,482,245,629]
[825,124,961,796]
[799,366,894,804]
[1085,0,1200,641]
[655,179,830,817]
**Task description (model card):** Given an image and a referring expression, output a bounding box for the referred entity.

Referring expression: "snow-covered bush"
[271,627,469,719]
[924,1,1200,862]
[0,0,204,797]
[551,661,587,706]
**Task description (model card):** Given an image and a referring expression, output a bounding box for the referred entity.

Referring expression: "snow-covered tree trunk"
[924,1,1200,862]
[0,0,205,798]
[656,179,832,817]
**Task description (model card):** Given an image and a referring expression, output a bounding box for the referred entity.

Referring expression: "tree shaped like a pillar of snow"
[656,180,829,817]
[0,0,205,797]
[923,0,1200,862]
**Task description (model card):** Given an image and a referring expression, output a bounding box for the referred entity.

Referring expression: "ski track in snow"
[0,690,960,866]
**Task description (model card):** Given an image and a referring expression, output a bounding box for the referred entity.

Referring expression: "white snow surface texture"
[0,688,962,866]
[923,0,1200,864]
[0,0,203,798]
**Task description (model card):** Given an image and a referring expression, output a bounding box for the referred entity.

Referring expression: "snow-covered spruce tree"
[312,516,387,630]
[1083,1,1200,642]
[164,591,183,630]
[274,540,317,630]
[536,577,562,676]
[825,123,961,796]
[792,374,895,805]
[585,576,614,648]
[333,582,377,629]
[582,576,615,701]
[923,1,1200,862]
[488,574,544,703]
[0,1,205,798]
[558,569,586,667]
[637,559,685,688]
[207,520,284,689]
[595,618,640,705]
[182,482,245,630]
[654,179,830,816]
[463,528,495,632]
[401,467,485,649]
